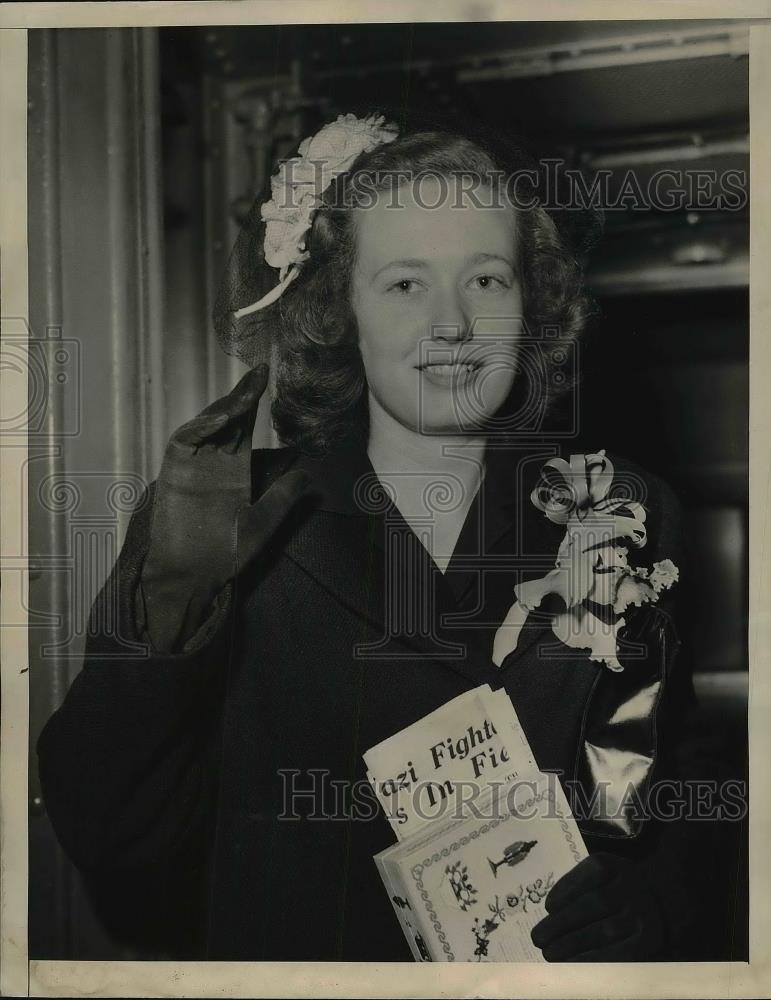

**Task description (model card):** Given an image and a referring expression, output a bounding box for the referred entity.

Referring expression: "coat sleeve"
[36,480,234,877]
[616,467,745,960]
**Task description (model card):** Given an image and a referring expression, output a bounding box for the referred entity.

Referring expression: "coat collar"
[283,438,552,523]
[264,440,573,683]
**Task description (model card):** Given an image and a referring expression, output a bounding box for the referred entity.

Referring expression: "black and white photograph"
[1,3,769,997]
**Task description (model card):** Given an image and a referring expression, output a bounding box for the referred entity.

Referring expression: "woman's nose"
[430,289,473,342]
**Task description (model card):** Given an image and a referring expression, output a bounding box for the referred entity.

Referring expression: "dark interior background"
[29,20,749,961]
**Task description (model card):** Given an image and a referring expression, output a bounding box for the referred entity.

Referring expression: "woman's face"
[351,175,523,436]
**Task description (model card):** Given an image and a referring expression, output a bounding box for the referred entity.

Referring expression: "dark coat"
[36,441,737,961]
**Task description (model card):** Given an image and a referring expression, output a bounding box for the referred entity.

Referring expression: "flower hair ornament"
[233,113,399,319]
[492,450,679,672]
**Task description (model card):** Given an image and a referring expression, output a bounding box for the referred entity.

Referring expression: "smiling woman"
[36,113,736,963]
[217,125,591,455]
[351,173,526,566]
[353,176,522,435]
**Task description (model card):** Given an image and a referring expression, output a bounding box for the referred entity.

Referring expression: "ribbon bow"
[492,450,678,672]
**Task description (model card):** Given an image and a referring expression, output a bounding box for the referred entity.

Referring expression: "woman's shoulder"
[603,449,680,506]
[599,449,685,566]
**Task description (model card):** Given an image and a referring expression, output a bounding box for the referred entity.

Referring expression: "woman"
[37,114,730,962]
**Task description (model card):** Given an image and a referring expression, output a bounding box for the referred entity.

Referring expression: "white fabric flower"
[261,189,318,277]
[551,606,627,673]
[492,451,679,673]
[649,559,680,593]
[258,113,398,282]
[234,113,398,317]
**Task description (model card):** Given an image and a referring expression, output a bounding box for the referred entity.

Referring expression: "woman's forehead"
[354,176,517,268]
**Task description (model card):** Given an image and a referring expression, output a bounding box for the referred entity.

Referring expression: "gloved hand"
[140,364,310,652]
[530,853,667,961]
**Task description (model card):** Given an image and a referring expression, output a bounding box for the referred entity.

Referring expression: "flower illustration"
[445,862,478,911]
[492,450,679,672]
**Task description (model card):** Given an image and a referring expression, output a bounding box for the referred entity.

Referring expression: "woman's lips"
[418,361,480,387]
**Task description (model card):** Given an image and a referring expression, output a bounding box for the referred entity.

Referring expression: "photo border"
[1,3,769,997]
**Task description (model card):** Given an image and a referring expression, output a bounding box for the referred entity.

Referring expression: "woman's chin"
[414,399,509,436]
[415,415,491,437]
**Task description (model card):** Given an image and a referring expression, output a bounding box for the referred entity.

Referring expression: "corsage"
[492,450,679,672]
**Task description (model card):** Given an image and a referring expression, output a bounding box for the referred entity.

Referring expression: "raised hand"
[140,365,310,652]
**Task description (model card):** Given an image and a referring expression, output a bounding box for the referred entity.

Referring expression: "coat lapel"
[440,444,566,667]
[276,446,497,685]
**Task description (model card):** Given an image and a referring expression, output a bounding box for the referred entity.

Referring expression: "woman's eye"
[471,274,508,290]
[388,278,421,294]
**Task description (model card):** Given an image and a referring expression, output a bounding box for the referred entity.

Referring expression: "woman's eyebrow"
[372,258,428,280]
[372,252,514,280]
[466,252,515,268]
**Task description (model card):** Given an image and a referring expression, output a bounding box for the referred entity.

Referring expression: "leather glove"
[140,364,310,652]
[530,852,667,961]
